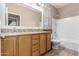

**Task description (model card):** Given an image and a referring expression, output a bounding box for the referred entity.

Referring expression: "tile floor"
[44,47,79,56]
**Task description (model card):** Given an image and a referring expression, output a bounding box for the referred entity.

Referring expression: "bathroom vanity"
[1,31,51,56]
[0,3,52,56]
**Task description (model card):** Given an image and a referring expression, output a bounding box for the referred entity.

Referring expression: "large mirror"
[1,3,52,29]
[5,3,42,28]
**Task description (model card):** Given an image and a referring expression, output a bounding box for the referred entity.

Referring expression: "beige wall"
[58,3,79,19]
[6,3,41,27]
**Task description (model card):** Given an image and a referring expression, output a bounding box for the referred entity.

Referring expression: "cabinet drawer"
[32,35,39,40]
[32,39,39,45]
[32,44,39,52]
[32,50,39,56]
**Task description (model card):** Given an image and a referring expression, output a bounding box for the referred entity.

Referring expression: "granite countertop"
[0,26,52,38]
[1,31,51,38]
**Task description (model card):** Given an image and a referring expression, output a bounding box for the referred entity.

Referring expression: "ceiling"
[51,3,69,8]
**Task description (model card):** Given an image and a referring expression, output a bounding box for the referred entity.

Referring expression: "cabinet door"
[1,37,17,56]
[18,35,31,56]
[47,33,51,51]
[40,34,46,55]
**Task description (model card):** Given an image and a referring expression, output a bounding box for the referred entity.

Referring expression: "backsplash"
[1,27,43,33]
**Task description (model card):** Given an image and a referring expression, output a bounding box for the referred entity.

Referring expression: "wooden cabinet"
[32,34,40,56]
[18,35,31,56]
[47,33,51,51]
[1,37,17,56]
[40,34,47,55]
[1,33,51,56]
